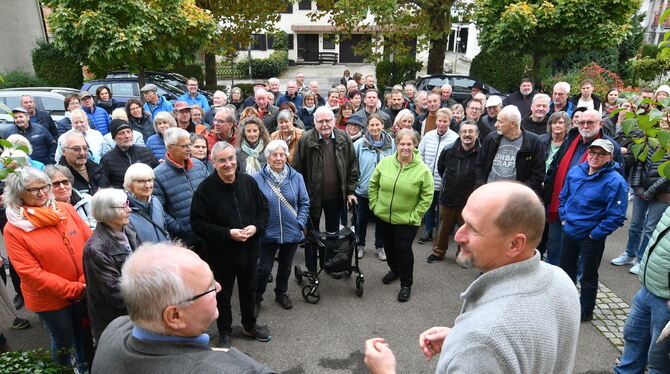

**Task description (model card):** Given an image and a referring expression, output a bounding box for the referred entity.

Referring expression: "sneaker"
[11,317,30,330]
[397,286,411,302]
[376,248,387,261]
[357,246,364,259]
[426,254,443,263]
[275,293,293,310]
[216,334,231,348]
[418,233,433,244]
[243,325,271,342]
[382,271,399,284]
[629,262,641,275]
[611,253,636,266]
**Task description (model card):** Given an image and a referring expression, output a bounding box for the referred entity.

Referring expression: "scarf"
[241,139,264,175]
[6,199,66,232]
[268,164,289,184]
[304,106,315,114]
[547,134,587,222]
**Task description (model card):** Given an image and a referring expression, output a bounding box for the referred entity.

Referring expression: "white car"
[0,88,80,134]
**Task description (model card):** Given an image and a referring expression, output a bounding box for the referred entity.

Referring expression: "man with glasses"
[55,109,104,161]
[276,80,303,110]
[191,141,271,349]
[58,132,109,194]
[177,77,210,111]
[292,106,359,235]
[462,98,492,143]
[100,120,158,189]
[206,109,237,150]
[558,139,627,322]
[549,82,575,116]
[92,242,273,373]
[153,127,208,253]
[79,91,112,136]
[544,109,623,265]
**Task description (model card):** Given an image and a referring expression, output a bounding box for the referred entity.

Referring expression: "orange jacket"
[271,128,304,164]
[4,202,93,312]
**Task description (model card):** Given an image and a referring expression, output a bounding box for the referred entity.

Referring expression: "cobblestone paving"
[592,282,629,352]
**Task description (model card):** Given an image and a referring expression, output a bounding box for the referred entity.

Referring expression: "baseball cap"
[78,91,93,100]
[588,139,614,154]
[174,101,190,111]
[486,95,502,107]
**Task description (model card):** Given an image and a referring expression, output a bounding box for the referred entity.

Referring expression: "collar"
[132,325,209,345]
[166,152,193,170]
[318,131,334,141]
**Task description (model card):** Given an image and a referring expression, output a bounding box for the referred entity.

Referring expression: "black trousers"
[256,242,299,302]
[378,221,419,288]
[213,260,258,335]
[309,198,342,233]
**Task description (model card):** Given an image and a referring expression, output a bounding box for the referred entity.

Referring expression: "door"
[297,34,319,62]
[339,34,366,63]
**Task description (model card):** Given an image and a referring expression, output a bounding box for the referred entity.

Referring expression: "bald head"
[485,182,545,248]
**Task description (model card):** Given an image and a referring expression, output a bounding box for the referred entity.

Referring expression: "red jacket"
[4,202,92,312]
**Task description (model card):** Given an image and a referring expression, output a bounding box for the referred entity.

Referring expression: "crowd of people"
[0,71,669,373]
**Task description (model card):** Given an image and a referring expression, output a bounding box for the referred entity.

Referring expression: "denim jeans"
[36,300,88,372]
[354,194,383,249]
[625,196,670,260]
[422,191,439,235]
[256,242,299,302]
[615,286,670,374]
[545,221,563,266]
[559,231,606,315]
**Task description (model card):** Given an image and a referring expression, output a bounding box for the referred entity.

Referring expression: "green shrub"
[31,41,82,88]
[375,58,423,89]
[469,49,534,93]
[640,44,660,59]
[548,47,619,76]
[0,70,47,89]
[541,62,624,99]
[271,31,289,51]
[235,50,289,79]
[0,349,73,374]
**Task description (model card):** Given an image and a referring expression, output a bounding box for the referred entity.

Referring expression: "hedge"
[31,40,82,88]
[0,70,47,89]
[375,58,423,89]
[469,49,533,93]
[236,50,289,79]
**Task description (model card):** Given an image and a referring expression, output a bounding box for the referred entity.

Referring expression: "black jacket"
[128,114,155,142]
[631,146,670,198]
[58,157,110,194]
[475,128,546,195]
[502,90,538,118]
[437,139,479,206]
[191,171,269,267]
[100,145,159,188]
[32,110,58,138]
[83,223,139,342]
[521,115,548,136]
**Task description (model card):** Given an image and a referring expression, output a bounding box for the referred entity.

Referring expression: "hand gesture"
[364,338,396,374]
[419,326,451,361]
[230,228,248,242]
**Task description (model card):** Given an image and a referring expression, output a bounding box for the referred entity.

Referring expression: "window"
[298,0,311,10]
[39,96,66,115]
[451,77,475,91]
[280,4,293,13]
[111,82,135,97]
[288,33,294,50]
[250,34,267,51]
[323,34,336,50]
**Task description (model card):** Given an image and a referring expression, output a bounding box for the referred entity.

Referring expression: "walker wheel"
[302,285,320,304]
[355,276,364,297]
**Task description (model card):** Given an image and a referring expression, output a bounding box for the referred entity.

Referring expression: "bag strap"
[133,207,169,238]
[641,223,670,288]
[264,177,298,217]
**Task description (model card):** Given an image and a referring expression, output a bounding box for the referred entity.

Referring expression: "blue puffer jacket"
[146,133,167,161]
[3,122,56,165]
[143,96,174,121]
[127,194,169,244]
[153,158,208,245]
[84,105,111,135]
[252,164,310,245]
[559,161,628,240]
[354,132,395,197]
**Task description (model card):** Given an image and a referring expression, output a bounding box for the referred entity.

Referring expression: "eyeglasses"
[577,120,598,126]
[52,179,71,188]
[588,150,610,157]
[112,200,131,210]
[174,279,218,305]
[315,118,334,124]
[215,155,236,164]
[132,178,154,185]
[171,143,191,149]
[64,146,89,153]
[214,119,233,124]
[467,107,482,111]
[26,185,51,195]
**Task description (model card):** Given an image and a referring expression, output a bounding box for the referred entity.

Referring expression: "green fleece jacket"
[368,149,434,226]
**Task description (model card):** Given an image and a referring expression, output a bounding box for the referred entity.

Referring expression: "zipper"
[388,162,403,223]
[232,187,243,227]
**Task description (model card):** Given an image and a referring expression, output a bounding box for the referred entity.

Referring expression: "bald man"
[365,182,580,374]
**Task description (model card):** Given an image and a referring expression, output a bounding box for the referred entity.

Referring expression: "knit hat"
[109,119,131,138]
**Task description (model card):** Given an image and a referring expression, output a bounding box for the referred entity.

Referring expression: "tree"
[196,0,292,89]
[311,0,458,74]
[474,0,640,82]
[42,0,218,87]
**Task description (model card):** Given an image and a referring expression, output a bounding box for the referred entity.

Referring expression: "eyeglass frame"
[25,184,51,195]
[111,200,131,210]
[51,179,72,188]
[64,146,90,153]
[132,178,154,185]
[172,279,218,305]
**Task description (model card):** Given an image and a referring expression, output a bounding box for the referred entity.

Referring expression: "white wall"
[0,0,47,74]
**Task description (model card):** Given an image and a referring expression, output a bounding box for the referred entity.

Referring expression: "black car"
[81,78,184,107]
[106,70,214,102]
[413,74,508,104]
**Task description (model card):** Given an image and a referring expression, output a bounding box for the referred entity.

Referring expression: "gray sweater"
[436,251,580,373]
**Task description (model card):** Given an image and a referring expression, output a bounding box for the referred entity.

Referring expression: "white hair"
[268,77,280,85]
[314,106,335,120]
[91,188,128,224]
[123,163,155,191]
[532,93,551,105]
[213,90,227,100]
[163,127,190,147]
[264,139,290,159]
[554,82,571,94]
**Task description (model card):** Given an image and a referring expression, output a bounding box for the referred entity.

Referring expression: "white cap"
[486,95,502,107]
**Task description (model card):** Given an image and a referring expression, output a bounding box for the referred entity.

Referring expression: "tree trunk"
[531,53,542,90]
[426,11,451,75]
[204,53,217,90]
[138,68,146,89]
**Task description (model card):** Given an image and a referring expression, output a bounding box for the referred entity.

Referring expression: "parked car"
[81,78,184,107]
[413,74,508,104]
[0,89,78,134]
[105,70,214,102]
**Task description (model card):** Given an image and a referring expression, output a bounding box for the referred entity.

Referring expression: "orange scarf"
[22,204,67,228]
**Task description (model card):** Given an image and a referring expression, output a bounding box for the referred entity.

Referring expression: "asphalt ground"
[1,201,642,373]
